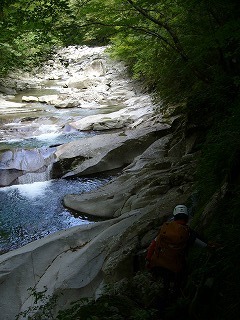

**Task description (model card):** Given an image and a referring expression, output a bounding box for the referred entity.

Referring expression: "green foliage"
[2,0,71,30]
[0,0,72,76]
[107,33,195,101]
[57,272,160,320]
[16,273,160,320]
[68,0,240,125]
[16,286,58,320]
[196,98,240,203]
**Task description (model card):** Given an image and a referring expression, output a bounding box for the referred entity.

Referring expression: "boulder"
[52,122,170,179]
[63,134,197,219]
[38,95,59,104]
[54,98,80,109]
[0,84,17,95]
[0,148,55,186]
[66,76,100,89]
[69,103,153,131]
[0,99,26,110]
[83,59,106,77]
[0,169,21,187]
[22,96,39,103]
[69,113,131,130]
[62,135,170,217]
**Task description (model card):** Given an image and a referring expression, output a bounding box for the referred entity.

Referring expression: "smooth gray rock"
[53,122,170,178]
[0,211,145,320]
[62,132,198,219]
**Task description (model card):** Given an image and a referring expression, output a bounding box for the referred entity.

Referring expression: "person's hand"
[207,241,215,248]
[207,241,223,251]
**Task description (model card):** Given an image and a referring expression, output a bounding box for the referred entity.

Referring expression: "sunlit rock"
[84,59,106,77]
[22,96,39,102]
[54,98,80,109]
[38,95,59,104]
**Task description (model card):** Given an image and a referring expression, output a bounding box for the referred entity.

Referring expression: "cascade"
[0,147,56,186]
[17,163,53,184]
[0,45,145,252]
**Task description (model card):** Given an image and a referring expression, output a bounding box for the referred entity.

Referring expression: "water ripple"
[0,177,111,253]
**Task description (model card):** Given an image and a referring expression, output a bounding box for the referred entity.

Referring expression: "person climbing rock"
[145,204,208,314]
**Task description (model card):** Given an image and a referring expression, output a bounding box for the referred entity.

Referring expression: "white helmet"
[173,205,188,216]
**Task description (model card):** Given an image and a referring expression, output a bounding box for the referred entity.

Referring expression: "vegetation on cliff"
[0,0,71,75]
[1,0,240,319]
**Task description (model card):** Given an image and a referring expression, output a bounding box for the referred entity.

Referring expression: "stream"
[0,81,113,253]
[0,46,134,253]
[0,177,111,253]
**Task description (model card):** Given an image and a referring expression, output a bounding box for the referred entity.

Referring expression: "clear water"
[0,91,120,253]
[0,56,125,253]
[0,130,96,150]
[0,177,111,253]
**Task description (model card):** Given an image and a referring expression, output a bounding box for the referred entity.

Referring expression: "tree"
[0,0,72,76]
[71,0,240,105]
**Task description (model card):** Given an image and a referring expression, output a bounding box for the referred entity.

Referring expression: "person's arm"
[194,238,208,247]
[189,229,207,247]
[189,228,216,248]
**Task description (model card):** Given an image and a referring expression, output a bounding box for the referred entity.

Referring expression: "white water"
[9,180,51,199]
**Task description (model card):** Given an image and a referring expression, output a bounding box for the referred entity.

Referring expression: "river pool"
[0,176,111,253]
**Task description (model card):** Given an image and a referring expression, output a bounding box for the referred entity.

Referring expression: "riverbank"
[0,46,200,319]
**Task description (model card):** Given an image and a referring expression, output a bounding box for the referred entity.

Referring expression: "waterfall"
[0,147,56,186]
[17,163,53,184]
